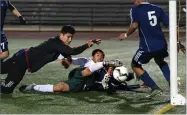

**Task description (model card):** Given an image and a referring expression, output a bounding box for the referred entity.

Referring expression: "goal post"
[169,0,186,105]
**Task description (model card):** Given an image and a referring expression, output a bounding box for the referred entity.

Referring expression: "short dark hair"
[61,25,75,35]
[92,49,105,58]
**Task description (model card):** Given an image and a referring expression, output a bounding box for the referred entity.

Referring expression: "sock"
[33,84,54,93]
[89,62,104,72]
[160,63,170,82]
[139,71,158,89]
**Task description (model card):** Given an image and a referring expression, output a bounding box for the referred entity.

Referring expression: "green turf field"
[0,38,186,114]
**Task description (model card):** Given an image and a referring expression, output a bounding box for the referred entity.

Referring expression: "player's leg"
[1,56,15,74]
[20,68,84,93]
[131,50,162,98]
[19,82,70,93]
[131,61,158,89]
[1,65,26,94]
[35,82,70,92]
[131,50,158,88]
[1,49,26,74]
[154,49,170,84]
[1,52,28,94]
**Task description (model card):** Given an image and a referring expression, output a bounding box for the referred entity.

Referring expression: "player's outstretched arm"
[82,60,123,77]
[57,39,101,56]
[8,1,27,24]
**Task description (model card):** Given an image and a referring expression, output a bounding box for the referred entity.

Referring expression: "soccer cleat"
[101,74,110,89]
[19,83,36,92]
[103,59,123,67]
[146,88,163,98]
[139,82,149,88]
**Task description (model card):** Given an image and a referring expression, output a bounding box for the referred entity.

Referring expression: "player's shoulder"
[131,5,138,10]
[50,36,59,40]
[130,6,138,14]
[49,36,61,43]
[150,3,161,8]
[149,3,163,11]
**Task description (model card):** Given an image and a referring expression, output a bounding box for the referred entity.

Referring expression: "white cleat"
[101,74,110,89]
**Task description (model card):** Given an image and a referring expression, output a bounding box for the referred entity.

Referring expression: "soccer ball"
[113,66,129,82]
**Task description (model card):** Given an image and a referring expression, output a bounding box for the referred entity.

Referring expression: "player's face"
[61,33,73,45]
[92,51,104,63]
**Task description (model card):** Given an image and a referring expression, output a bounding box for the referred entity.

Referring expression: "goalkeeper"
[1,25,101,94]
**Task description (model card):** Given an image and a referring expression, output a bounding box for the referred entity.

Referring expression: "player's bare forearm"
[126,22,138,36]
[12,9,21,17]
[8,1,20,17]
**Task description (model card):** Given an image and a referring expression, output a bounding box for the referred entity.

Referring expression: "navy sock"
[139,71,158,89]
[160,63,170,82]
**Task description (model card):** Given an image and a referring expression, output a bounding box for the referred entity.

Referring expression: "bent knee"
[54,82,70,92]
[0,51,9,59]
[131,61,142,69]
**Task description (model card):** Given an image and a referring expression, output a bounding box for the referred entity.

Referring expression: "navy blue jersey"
[130,2,169,52]
[1,0,8,30]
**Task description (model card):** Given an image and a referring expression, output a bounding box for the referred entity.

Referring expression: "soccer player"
[0,25,102,94]
[119,0,185,98]
[19,49,123,93]
[19,49,136,94]
[1,0,26,60]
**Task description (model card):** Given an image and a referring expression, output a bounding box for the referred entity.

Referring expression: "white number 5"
[147,11,157,26]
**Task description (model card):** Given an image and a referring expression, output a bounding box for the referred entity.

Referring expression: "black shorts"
[1,31,8,52]
[132,48,169,65]
[1,49,28,94]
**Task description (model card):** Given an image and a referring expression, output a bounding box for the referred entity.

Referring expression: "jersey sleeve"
[56,43,89,56]
[71,57,89,66]
[130,7,138,23]
[7,1,16,12]
[160,8,169,28]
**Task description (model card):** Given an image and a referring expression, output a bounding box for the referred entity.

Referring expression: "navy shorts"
[1,31,8,52]
[132,48,169,65]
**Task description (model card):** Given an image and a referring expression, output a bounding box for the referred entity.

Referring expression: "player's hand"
[60,57,72,69]
[119,33,127,41]
[87,39,101,47]
[92,39,101,45]
[177,42,186,54]
[19,16,27,25]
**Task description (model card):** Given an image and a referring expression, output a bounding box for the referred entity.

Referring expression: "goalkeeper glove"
[19,16,27,25]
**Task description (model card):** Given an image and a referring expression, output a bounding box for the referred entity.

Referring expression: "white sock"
[89,62,104,72]
[33,84,54,93]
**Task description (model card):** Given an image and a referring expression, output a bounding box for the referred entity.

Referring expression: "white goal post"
[169,0,186,105]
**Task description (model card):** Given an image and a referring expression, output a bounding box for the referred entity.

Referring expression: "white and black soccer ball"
[113,66,129,82]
